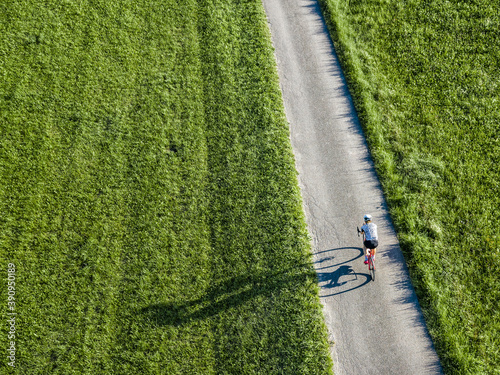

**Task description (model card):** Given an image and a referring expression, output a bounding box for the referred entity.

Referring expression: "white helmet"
[363,214,372,222]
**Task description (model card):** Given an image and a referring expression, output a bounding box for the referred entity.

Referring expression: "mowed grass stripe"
[110,2,216,374]
[1,1,134,372]
[319,0,499,373]
[1,0,332,374]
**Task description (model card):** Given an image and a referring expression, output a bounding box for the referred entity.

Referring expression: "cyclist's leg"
[369,240,378,260]
[363,241,369,263]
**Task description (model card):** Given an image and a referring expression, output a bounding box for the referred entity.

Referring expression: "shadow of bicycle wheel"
[314,247,364,270]
[317,266,371,297]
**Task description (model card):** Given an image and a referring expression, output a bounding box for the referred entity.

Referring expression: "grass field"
[319,0,500,373]
[0,1,332,374]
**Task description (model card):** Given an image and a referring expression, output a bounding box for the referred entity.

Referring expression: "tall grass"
[0,0,332,374]
[319,0,499,373]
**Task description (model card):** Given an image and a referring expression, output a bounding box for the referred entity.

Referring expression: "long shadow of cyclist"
[140,266,316,327]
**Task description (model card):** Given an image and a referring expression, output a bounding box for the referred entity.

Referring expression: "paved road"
[261,0,443,373]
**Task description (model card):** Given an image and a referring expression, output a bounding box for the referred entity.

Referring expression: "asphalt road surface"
[261,0,444,373]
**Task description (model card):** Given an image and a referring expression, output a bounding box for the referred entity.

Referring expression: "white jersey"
[361,222,378,241]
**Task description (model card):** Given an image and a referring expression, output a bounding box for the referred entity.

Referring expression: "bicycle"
[358,227,376,282]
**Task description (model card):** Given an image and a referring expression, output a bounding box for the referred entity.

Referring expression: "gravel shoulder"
[261,0,443,373]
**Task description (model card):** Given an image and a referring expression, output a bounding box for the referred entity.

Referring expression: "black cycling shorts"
[364,239,378,249]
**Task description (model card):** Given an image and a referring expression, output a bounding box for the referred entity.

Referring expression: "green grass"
[0,0,332,374]
[319,0,499,373]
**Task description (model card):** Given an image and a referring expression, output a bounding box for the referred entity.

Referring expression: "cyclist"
[360,214,378,264]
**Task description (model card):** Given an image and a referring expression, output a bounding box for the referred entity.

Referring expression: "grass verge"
[318,0,499,373]
[0,0,332,373]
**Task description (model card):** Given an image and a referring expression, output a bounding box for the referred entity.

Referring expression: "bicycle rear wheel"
[369,257,376,281]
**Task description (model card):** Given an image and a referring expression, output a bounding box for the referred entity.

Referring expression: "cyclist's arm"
[360,225,368,240]
[360,226,365,240]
